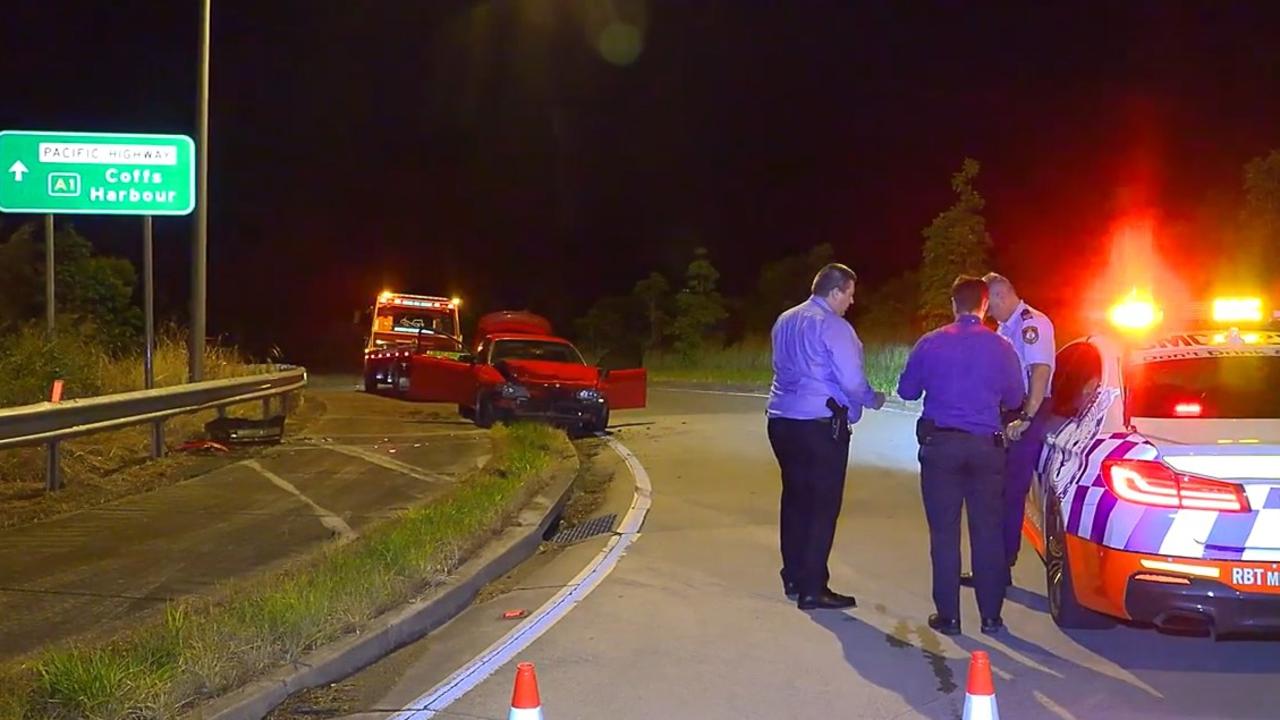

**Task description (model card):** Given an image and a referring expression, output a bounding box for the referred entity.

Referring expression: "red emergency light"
[1173,402,1203,418]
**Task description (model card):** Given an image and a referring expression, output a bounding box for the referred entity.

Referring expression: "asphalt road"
[0,388,489,662]
[320,386,1280,720]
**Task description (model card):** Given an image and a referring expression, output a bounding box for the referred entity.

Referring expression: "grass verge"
[0,422,568,720]
[0,329,298,527]
[645,339,910,393]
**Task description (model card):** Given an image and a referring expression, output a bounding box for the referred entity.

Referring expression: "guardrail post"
[46,441,62,491]
[152,421,166,458]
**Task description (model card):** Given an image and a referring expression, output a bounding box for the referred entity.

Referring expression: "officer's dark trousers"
[767,417,850,597]
[920,431,1006,620]
[1003,404,1052,566]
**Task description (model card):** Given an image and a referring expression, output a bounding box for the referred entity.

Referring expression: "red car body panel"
[404,313,646,428]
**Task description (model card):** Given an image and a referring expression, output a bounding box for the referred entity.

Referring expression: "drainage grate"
[550,513,618,545]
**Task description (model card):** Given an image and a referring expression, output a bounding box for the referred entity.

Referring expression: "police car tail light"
[1103,459,1250,513]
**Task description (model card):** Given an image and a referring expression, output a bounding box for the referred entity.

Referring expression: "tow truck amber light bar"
[1212,297,1264,324]
[376,291,458,309]
[1103,459,1250,512]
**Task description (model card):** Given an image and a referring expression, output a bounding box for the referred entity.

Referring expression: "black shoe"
[797,589,857,610]
[981,617,1004,635]
[783,579,799,600]
[928,613,961,636]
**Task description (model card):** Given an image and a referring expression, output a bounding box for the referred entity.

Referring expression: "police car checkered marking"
[1242,510,1280,561]
[1244,485,1275,510]
[1157,510,1218,558]
[1266,488,1280,509]
[1062,434,1141,538]
[1101,501,1147,549]
[1124,510,1178,553]
[1204,512,1254,561]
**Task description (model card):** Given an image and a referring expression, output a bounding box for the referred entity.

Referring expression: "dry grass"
[0,422,568,720]
[645,338,910,393]
[0,329,298,528]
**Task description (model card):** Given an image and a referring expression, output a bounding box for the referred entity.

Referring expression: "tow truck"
[362,291,465,394]
[1027,291,1280,636]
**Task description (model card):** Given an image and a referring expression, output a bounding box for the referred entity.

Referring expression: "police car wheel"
[1045,497,1116,630]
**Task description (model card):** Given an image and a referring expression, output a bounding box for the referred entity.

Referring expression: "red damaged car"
[403,311,646,432]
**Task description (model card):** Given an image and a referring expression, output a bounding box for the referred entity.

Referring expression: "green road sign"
[0,130,195,216]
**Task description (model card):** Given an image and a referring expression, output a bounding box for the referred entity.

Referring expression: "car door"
[406,355,476,404]
[601,368,647,410]
[1032,342,1108,549]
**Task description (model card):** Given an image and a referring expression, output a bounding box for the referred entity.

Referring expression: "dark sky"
[2,1,1279,363]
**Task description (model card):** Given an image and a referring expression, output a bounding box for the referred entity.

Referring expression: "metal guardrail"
[0,367,307,491]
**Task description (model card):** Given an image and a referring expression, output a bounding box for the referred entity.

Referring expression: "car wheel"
[390,361,410,397]
[363,367,377,393]
[588,404,611,434]
[1045,495,1116,629]
[474,393,495,429]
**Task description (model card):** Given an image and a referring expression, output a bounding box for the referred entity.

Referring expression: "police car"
[1023,295,1280,636]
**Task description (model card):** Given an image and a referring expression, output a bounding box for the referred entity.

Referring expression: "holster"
[825,397,851,441]
[916,417,937,446]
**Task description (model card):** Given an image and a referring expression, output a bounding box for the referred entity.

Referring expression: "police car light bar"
[1107,292,1162,331]
[1212,297,1264,324]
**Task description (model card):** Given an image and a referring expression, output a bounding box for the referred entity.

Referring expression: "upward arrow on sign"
[8,160,28,182]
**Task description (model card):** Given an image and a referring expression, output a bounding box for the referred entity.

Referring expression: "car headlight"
[499,383,530,399]
[576,388,603,401]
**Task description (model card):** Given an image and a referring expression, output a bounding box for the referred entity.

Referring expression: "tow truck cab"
[362,292,463,393]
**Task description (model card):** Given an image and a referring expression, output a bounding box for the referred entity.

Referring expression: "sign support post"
[44,214,54,335]
[143,216,165,457]
[0,129,196,484]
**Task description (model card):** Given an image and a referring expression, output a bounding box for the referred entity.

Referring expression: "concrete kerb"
[186,445,580,720]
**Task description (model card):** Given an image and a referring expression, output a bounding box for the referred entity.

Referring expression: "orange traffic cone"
[962,650,999,720]
[508,662,544,720]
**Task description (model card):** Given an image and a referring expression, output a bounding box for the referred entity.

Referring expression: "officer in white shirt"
[962,272,1056,587]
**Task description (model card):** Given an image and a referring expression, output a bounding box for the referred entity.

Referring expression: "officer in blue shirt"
[897,276,1025,635]
[767,263,886,610]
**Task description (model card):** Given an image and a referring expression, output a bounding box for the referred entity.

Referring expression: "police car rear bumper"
[1124,577,1280,636]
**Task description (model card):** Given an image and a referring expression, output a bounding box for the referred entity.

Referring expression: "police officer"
[767,263,886,610]
[897,276,1024,635]
[984,272,1056,580]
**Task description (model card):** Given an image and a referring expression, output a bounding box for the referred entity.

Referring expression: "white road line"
[299,431,481,440]
[1033,690,1080,720]
[242,460,357,543]
[326,444,455,483]
[388,435,653,720]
